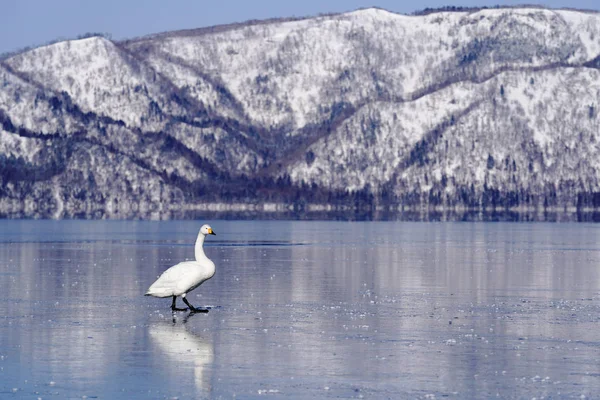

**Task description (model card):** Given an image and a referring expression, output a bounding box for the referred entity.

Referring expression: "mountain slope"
[2,6,600,218]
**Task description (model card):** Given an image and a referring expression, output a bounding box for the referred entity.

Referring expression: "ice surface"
[0,220,599,398]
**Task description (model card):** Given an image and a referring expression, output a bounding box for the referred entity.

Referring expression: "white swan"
[146,224,216,312]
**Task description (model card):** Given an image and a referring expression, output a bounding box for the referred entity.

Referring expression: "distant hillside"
[2,7,600,219]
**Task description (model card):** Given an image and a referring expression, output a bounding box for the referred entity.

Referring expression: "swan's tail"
[145,286,173,298]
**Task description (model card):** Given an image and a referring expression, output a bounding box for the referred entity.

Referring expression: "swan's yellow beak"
[208,228,216,235]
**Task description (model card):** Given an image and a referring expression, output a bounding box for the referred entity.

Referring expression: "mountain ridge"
[2,6,600,219]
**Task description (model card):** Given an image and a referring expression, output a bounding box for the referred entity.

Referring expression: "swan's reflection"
[148,313,214,395]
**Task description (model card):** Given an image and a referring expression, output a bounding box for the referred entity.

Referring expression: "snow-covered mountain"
[2,6,600,218]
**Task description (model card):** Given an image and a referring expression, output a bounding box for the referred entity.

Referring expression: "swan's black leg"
[171,296,188,312]
[183,297,209,313]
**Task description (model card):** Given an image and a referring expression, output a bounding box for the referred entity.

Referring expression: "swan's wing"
[146,261,198,297]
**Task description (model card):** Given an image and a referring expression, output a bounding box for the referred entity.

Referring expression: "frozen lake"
[1,220,600,399]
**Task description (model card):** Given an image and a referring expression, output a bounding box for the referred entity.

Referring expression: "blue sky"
[2,0,599,55]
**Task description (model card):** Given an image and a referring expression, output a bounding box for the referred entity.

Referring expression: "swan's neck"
[195,233,207,261]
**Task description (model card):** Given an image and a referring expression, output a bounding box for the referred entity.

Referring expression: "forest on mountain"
[1,6,600,219]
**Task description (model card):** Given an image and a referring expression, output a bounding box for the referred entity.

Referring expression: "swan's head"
[200,224,216,236]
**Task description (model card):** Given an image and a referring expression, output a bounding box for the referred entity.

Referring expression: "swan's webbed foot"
[182,297,209,313]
